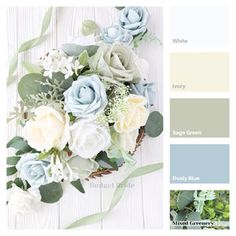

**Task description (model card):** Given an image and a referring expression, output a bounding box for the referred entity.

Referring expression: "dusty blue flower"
[119,7,150,36]
[130,82,156,108]
[63,75,107,117]
[16,153,50,188]
[101,25,133,44]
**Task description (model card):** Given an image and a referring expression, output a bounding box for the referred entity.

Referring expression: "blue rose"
[101,25,133,44]
[63,75,107,117]
[16,153,50,188]
[119,7,150,36]
[130,82,156,108]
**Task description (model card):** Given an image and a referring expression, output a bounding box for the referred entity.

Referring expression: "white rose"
[120,129,139,153]
[24,106,70,152]
[68,120,111,159]
[8,185,41,214]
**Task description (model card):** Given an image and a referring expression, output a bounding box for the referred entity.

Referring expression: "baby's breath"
[97,84,129,125]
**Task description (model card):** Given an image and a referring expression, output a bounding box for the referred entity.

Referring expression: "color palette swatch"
[170,99,229,138]
[170,53,229,92]
[170,7,229,47]
[170,144,229,183]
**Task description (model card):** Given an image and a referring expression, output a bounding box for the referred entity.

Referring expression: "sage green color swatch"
[170,99,229,138]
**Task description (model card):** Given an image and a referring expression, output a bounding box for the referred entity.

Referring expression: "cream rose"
[114,94,149,133]
[68,120,111,159]
[24,106,70,151]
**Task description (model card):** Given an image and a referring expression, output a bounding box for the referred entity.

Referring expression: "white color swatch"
[170,7,229,47]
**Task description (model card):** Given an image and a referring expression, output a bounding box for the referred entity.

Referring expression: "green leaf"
[81,20,99,36]
[7,167,17,176]
[50,72,73,91]
[177,191,195,210]
[7,136,30,150]
[7,181,13,189]
[7,136,34,155]
[61,44,98,57]
[95,151,118,170]
[39,182,63,203]
[22,61,41,73]
[7,156,21,165]
[110,158,124,167]
[145,111,163,137]
[71,179,85,194]
[187,212,201,221]
[18,73,48,103]
[186,212,201,229]
[14,178,25,189]
[79,50,89,66]
[115,7,125,10]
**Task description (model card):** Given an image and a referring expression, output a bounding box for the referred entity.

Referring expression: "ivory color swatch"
[170,144,229,183]
[170,7,229,47]
[170,99,229,138]
[170,53,229,92]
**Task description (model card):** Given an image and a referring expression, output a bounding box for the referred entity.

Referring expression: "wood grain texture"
[7,7,163,229]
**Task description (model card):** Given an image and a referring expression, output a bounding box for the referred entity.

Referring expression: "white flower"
[49,154,68,182]
[68,120,111,159]
[41,49,75,79]
[8,185,41,215]
[119,129,139,153]
[23,106,70,152]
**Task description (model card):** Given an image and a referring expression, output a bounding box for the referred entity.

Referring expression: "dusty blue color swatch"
[170,144,229,183]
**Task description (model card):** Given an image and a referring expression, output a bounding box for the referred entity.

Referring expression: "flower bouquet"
[7,7,163,220]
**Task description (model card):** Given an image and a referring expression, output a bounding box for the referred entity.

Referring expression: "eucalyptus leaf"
[115,7,125,10]
[7,181,13,190]
[39,182,63,203]
[18,73,48,103]
[145,111,163,137]
[7,167,17,176]
[71,179,85,194]
[186,212,201,229]
[170,210,186,229]
[7,136,35,155]
[61,44,98,57]
[14,178,25,189]
[50,72,73,91]
[177,191,195,210]
[95,151,118,170]
[7,156,21,166]
[7,136,31,150]
[81,20,99,36]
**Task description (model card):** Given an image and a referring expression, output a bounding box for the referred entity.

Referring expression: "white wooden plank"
[7,7,20,230]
